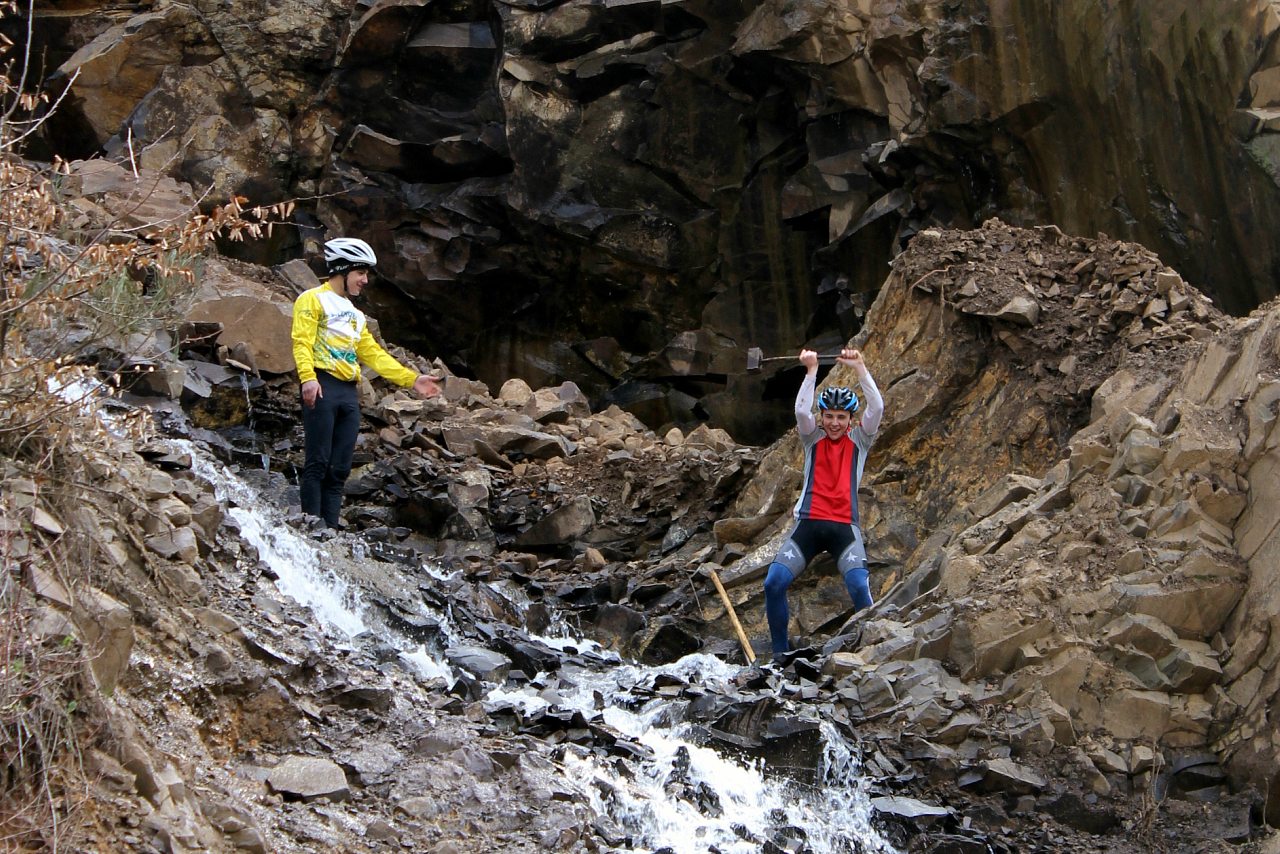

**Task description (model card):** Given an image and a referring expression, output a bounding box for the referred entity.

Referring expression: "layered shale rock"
[717,219,1280,824]
[27,1,1280,441]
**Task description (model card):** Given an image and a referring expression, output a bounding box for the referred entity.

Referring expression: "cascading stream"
[184,440,897,853]
[185,442,455,681]
[489,657,895,853]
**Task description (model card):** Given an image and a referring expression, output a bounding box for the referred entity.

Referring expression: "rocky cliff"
[8,152,1280,849]
[716,217,1280,838]
[25,0,1280,440]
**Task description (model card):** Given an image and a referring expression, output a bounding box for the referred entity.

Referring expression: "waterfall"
[186,443,455,682]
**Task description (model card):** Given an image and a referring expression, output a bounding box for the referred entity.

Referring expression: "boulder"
[498,378,534,407]
[334,742,405,786]
[972,758,1047,795]
[442,423,571,460]
[61,159,198,229]
[524,382,591,423]
[1112,580,1244,639]
[1102,689,1171,740]
[712,514,779,546]
[949,610,1054,679]
[592,604,646,654]
[1100,614,1180,659]
[869,795,951,825]
[144,526,200,564]
[1160,642,1223,693]
[515,496,596,547]
[683,424,735,454]
[266,756,350,802]
[445,645,512,683]
[185,294,296,375]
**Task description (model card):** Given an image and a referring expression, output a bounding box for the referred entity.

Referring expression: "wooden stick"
[709,568,756,664]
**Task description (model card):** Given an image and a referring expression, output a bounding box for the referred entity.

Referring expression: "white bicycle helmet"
[324,237,378,275]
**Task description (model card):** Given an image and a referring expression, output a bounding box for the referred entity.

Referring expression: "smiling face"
[820,408,852,440]
[341,267,370,298]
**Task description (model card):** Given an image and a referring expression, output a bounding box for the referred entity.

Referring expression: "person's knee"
[763,563,794,598]
[843,566,872,610]
[302,456,331,478]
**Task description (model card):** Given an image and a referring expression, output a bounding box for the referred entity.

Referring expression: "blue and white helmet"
[818,386,859,413]
[324,237,378,275]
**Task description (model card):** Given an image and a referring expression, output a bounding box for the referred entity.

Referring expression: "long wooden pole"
[709,568,756,664]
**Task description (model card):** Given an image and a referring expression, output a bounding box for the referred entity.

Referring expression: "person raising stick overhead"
[291,237,440,530]
[763,347,884,663]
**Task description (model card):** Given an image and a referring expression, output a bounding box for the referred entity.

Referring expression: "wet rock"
[490,636,562,676]
[634,616,702,664]
[266,756,350,802]
[869,795,950,826]
[125,361,186,399]
[591,604,646,654]
[446,645,512,682]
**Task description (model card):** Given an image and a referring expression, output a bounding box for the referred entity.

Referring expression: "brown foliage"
[0,3,289,845]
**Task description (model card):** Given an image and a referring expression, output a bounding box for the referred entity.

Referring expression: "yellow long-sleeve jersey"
[290,282,418,387]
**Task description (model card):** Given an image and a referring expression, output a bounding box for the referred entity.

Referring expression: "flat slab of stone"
[445,645,512,682]
[978,758,1047,794]
[266,756,350,802]
[870,795,951,823]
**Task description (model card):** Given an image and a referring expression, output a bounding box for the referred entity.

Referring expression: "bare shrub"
[0,2,289,845]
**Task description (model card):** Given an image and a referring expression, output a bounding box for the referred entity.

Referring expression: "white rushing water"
[185,443,454,682]
[492,656,895,853]
[185,441,896,853]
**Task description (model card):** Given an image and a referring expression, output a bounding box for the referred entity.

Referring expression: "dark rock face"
[31,0,1280,441]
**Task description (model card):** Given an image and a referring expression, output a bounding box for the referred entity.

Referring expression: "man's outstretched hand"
[413,375,442,398]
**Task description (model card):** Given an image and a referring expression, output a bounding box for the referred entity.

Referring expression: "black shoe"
[290,512,328,533]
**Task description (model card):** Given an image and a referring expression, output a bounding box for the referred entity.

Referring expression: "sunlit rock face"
[31,0,1280,441]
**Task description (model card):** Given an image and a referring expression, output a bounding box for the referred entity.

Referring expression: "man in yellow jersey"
[291,237,440,528]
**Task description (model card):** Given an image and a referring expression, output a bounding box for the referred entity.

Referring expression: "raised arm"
[795,349,818,434]
[858,370,883,435]
[840,349,883,435]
